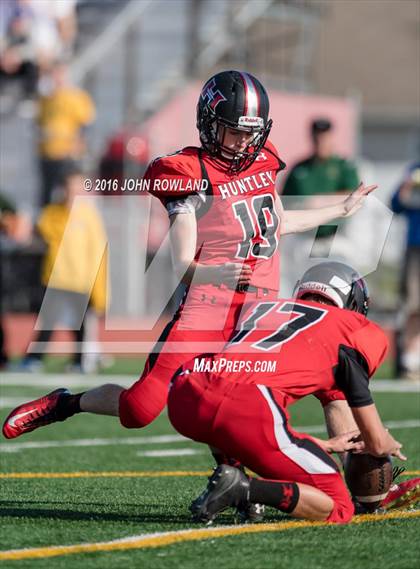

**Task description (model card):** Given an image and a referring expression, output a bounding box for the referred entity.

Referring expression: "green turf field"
[29,355,410,380]
[0,375,419,568]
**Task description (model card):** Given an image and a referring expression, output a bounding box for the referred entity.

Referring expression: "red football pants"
[119,283,277,428]
[167,371,354,524]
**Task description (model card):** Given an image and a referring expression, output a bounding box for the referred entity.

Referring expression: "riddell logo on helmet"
[201,78,227,110]
[300,282,328,294]
[238,116,264,127]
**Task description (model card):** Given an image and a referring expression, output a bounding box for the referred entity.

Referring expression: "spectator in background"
[0,193,17,368]
[283,118,359,242]
[18,170,108,373]
[0,192,31,368]
[98,130,150,194]
[280,118,359,294]
[391,162,420,380]
[0,0,40,104]
[29,0,78,62]
[37,61,95,205]
[0,0,77,111]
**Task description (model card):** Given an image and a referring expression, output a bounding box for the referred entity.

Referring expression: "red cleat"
[2,388,71,439]
[380,478,420,511]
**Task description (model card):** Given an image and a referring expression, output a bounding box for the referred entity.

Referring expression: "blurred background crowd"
[0,0,419,378]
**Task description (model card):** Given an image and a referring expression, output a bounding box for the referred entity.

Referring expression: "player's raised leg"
[3,388,79,439]
[1,383,125,439]
[2,297,227,439]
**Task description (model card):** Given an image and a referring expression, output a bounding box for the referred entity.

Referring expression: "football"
[344,453,393,512]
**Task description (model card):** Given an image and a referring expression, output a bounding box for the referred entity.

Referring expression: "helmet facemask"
[346,278,370,316]
[197,102,272,173]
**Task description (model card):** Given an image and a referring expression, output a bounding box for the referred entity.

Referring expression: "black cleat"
[191,465,250,524]
[3,388,72,439]
[190,485,208,517]
[237,502,265,523]
[191,486,265,524]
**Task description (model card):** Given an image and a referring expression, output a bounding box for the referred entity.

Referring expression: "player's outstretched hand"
[342,182,378,217]
[220,262,252,287]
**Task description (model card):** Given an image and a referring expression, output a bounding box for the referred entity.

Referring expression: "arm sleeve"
[333,345,373,408]
[164,193,206,217]
[315,320,389,407]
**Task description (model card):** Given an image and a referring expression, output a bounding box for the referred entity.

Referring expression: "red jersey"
[144,141,285,291]
[191,299,389,408]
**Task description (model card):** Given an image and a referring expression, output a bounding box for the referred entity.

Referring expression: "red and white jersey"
[144,141,286,291]
[192,299,389,408]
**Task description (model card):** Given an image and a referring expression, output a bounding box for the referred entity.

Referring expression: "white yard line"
[0,374,133,388]
[371,380,420,392]
[0,374,418,392]
[1,511,419,561]
[1,420,419,453]
[302,419,420,434]
[136,448,204,457]
[0,434,187,453]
